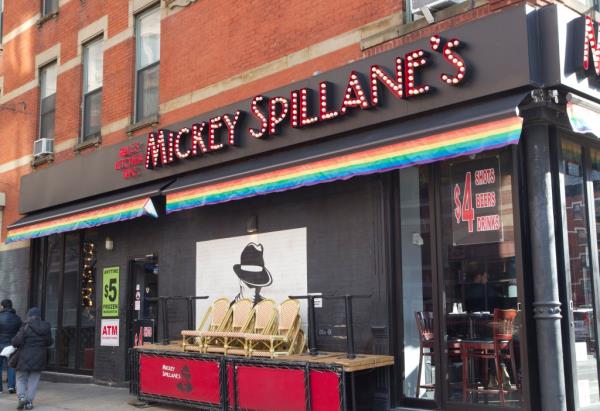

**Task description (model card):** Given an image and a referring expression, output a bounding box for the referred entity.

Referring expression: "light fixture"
[105,236,114,251]
[246,216,258,233]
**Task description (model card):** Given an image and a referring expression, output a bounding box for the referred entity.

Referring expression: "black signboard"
[451,156,503,245]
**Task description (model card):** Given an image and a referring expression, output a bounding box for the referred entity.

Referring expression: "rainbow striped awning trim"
[166,115,523,214]
[567,97,600,136]
[6,197,157,243]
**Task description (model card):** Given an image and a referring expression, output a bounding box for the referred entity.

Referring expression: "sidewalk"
[0,381,188,410]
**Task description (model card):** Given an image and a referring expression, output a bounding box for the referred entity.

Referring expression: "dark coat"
[11,319,53,372]
[0,308,22,345]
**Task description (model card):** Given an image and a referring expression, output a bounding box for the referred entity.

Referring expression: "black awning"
[6,180,173,242]
[164,92,527,214]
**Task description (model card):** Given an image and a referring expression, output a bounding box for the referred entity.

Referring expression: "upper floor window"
[0,0,4,44]
[43,0,58,17]
[135,6,160,123]
[39,62,57,140]
[82,38,103,141]
[407,0,464,22]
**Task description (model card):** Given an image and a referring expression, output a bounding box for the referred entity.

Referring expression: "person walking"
[0,299,22,395]
[11,308,53,410]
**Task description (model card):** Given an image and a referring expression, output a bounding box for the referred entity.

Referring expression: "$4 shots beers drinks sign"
[451,156,503,246]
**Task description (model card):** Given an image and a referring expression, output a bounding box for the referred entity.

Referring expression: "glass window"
[400,167,435,400]
[43,0,58,16]
[39,62,57,140]
[82,38,103,140]
[135,7,160,122]
[565,142,599,408]
[32,234,95,373]
[0,0,4,44]
[441,150,522,407]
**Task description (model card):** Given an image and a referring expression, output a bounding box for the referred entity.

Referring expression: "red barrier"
[236,366,307,411]
[310,369,342,411]
[139,354,221,405]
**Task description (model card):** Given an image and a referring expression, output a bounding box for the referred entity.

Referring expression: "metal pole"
[524,95,567,411]
[307,296,318,356]
[344,295,356,360]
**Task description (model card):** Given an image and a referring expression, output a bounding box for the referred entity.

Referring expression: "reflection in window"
[399,167,434,399]
[442,150,522,407]
[571,143,600,408]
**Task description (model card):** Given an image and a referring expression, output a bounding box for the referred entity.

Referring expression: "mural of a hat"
[233,243,273,287]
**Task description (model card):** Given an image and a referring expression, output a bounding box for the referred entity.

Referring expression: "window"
[39,62,57,140]
[82,38,103,140]
[407,0,464,22]
[0,0,4,44]
[135,6,160,122]
[42,0,58,17]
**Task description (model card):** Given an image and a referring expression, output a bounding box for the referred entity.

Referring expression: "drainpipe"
[524,89,567,411]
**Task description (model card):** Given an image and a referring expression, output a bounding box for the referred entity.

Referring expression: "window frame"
[134,5,160,124]
[42,0,58,17]
[81,36,104,142]
[38,61,57,141]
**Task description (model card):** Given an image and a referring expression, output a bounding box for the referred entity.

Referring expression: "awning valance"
[567,93,600,136]
[165,98,523,215]
[6,181,171,243]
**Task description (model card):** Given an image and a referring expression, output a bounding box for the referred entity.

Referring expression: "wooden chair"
[202,299,253,354]
[246,299,305,358]
[181,297,230,352]
[226,299,277,356]
[415,311,435,397]
[460,308,518,404]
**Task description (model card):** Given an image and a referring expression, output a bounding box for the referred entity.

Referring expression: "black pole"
[307,296,318,356]
[344,295,356,360]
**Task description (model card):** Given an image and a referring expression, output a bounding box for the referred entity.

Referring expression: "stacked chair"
[181,298,305,358]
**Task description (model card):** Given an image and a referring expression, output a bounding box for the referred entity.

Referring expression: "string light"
[584,15,600,75]
[81,241,96,308]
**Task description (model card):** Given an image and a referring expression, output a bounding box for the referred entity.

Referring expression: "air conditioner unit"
[412,0,461,21]
[33,138,54,157]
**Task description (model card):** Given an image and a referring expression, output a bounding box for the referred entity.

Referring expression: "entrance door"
[395,148,527,409]
[438,150,524,409]
[127,256,159,350]
[558,140,600,409]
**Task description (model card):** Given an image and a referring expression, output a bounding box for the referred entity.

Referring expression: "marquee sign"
[144,35,469,171]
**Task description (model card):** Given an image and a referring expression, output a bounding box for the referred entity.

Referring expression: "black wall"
[90,174,392,384]
[0,246,30,318]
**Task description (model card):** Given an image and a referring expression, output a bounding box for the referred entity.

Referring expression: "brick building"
[2,0,600,410]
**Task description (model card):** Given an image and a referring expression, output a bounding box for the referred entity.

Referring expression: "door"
[394,147,528,409]
[558,139,600,410]
[438,150,525,409]
[127,256,159,350]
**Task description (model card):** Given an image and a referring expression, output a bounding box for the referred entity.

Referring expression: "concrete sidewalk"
[0,381,188,410]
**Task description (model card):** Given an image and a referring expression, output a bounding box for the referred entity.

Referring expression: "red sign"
[451,156,503,245]
[139,355,221,405]
[144,35,469,170]
[114,142,144,179]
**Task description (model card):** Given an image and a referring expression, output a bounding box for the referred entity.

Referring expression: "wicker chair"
[181,297,230,352]
[203,299,253,354]
[226,299,277,356]
[246,299,305,358]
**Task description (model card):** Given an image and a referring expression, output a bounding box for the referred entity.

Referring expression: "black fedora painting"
[195,228,308,328]
[233,243,273,305]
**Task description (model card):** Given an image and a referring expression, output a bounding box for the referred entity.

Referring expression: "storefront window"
[441,150,522,407]
[566,142,599,407]
[32,233,96,373]
[399,167,434,400]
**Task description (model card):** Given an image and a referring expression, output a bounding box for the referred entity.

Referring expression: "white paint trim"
[2,13,40,44]
[0,240,30,252]
[78,15,108,49]
[35,44,61,69]
[0,155,31,174]
[132,0,160,14]
[104,27,134,51]
[55,138,77,152]
[101,117,131,135]
[58,56,80,75]
[0,80,36,104]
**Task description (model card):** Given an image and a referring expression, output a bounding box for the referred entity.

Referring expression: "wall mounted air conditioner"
[411,0,461,22]
[33,138,54,157]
